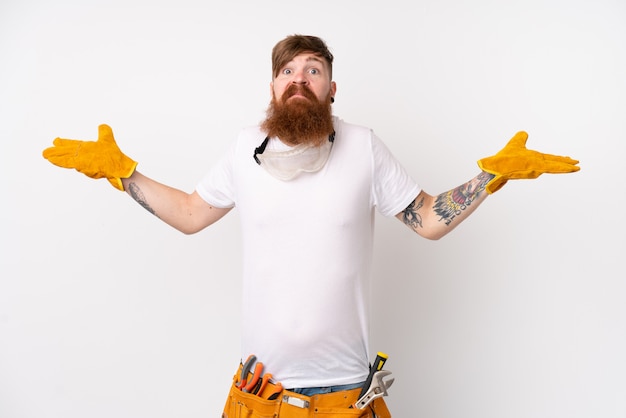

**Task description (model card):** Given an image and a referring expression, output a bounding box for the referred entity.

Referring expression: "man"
[43,35,579,417]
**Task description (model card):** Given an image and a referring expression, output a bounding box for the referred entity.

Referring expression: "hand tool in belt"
[358,352,388,399]
[352,352,394,409]
[266,382,283,400]
[254,372,273,396]
[354,370,394,409]
[243,362,264,393]
[237,354,257,389]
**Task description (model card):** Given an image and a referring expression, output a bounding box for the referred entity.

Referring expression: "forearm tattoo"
[401,196,424,229]
[128,182,159,218]
[433,172,493,226]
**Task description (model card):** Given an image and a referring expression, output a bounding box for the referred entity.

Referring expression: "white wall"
[1,0,625,417]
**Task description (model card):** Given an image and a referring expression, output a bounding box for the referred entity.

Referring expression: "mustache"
[282,83,318,102]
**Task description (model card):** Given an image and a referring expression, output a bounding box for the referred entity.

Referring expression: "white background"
[1,0,625,417]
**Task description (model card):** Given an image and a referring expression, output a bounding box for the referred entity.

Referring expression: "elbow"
[420,230,446,241]
[169,220,205,235]
[415,222,452,241]
[177,224,204,235]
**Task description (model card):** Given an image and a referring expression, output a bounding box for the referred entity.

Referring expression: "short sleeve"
[371,133,422,217]
[195,142,237,209]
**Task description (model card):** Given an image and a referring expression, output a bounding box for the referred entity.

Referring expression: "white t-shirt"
[196,117,421,389]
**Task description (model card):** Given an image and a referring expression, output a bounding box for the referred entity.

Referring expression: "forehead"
[283,52,326,66]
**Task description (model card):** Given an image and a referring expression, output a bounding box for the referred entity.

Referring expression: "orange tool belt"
[222,363,392,418]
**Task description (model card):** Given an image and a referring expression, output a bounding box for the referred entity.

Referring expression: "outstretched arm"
[122,171,230,234]
[397,130,580,239]
[396,171,493,240]
[43,124,230,234]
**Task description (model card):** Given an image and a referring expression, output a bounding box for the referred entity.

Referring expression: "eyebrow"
[305,55,324,64]
[285,55,325,67]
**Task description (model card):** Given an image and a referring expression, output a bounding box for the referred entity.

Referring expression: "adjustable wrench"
[354,370,394,409]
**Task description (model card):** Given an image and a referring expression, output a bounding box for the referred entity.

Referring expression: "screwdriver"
[357,352,388,400]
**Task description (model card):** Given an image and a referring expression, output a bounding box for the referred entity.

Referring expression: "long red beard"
[261,84,334,146]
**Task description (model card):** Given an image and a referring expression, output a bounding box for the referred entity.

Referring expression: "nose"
[291,69,308,84]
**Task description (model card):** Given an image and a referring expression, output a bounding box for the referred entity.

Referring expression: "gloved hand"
[42,124,138,191]
[477,131,580,194]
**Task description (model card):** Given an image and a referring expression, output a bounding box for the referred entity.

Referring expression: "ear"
[330,81,337,100]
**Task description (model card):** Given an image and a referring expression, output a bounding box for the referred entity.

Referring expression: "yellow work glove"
[477,131,580,194]
[42,124,138,191]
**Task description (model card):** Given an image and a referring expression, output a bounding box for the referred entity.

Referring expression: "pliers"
[237,354,265,393]
[237,355,257,389]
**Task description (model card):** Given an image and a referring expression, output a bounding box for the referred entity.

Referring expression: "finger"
[504,131,529,149]
[52,137,84,147]
[538,160,581,173]
[97,124,115,145]
[43,153,77,168]
[540,153,579,165]
[42,146,57,159]
[43,146,76,160]
[43,140,83,158]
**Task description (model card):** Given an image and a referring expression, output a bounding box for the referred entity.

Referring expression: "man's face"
[270,52,336,105]
[261,51,336,146]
